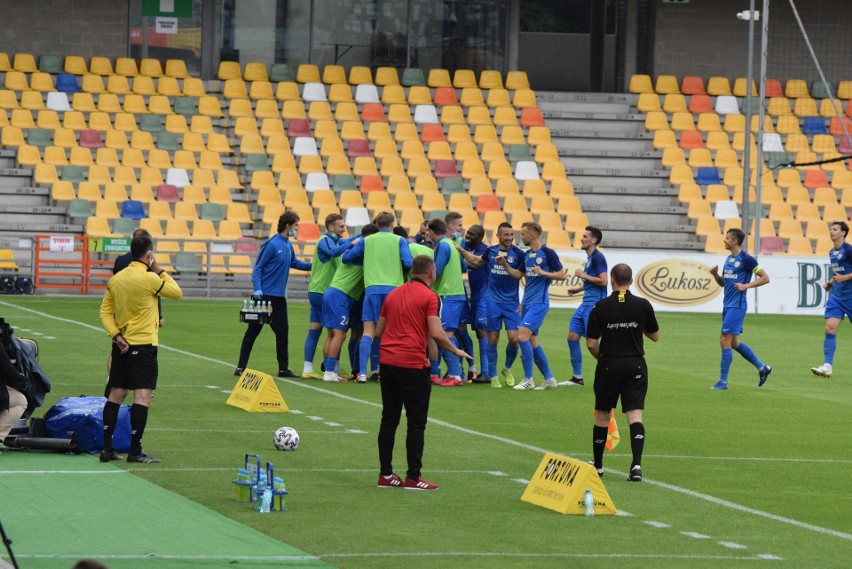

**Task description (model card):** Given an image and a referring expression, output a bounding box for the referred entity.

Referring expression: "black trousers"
[377,363,432,479]
[237,296,289,371]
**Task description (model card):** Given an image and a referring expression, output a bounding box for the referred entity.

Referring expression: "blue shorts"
[308,291,323,324]
[569,303,595,337]
[362,292,388,323]
[721,307,746,335]
[486,302,521,332]
[520,303,549,336]
[469,295,487,330]
[322,288,354,331]
[824,294,852,321]
[440,297,467,332]
[350,296,363,327]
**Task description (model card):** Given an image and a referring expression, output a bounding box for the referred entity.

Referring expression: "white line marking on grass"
[6,301,848,543]
[0,470,127,475]
[617,511,634,517]
[758,554,784,560]
[314,552,782,561]
[43,336,55,339]
[346,429,367,434]
[204,385,220,389]
[607,453,852,465]
[644,521,671,528]
[306,415,324,421]
[487,471,507,477]
[511,478,529,484]
[290,409,304,414]
[13,554,319,562]
[681,531,711,539]
[323,421,342,427]
[719,542,748,550]
[125,467,503,474]
[220,390,231,394]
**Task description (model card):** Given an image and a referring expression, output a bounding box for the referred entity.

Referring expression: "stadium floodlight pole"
[738,1,757,252]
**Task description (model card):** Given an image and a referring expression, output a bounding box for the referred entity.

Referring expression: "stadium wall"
[0,0,128,60]
[652,0,852,82]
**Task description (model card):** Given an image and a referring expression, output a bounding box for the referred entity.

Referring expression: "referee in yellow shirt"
[99,234,182,463]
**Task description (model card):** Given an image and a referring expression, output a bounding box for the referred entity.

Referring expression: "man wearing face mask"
[235,211,312,378]
[444,212,477,380]
[460,225,490,383]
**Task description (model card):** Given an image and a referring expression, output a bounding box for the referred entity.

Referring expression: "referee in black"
[586,263,659,482]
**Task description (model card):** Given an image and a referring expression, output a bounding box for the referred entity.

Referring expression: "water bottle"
[273,476,286,491]
[584,488,595,517]
[259,487,272,513]
[266,301,272,316]
[242,299,248,312]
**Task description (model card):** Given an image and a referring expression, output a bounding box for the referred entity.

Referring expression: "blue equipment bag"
[44,396,131,453]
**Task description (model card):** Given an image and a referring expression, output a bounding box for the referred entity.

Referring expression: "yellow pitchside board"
[226,369,289,413]
[521,453,617,515]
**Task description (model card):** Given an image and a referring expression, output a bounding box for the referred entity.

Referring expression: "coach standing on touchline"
[99,234,182,464]
[374,255,471,491]
[586,263,659,482]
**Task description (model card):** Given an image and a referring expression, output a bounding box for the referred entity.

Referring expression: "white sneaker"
[323,371,343,382]
[356,373,368,383]
[534,378,557,390]
[513,379,535,390]
[811,364,832,378]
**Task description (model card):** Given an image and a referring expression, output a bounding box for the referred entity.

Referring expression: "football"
[273,426,299,451]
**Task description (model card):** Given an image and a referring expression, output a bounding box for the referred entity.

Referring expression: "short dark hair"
[586,226,603,246]
[467,224,485,241]
[277,211,300,233]
[445,211,462,224]
[392,225,409,239]
[727,227,745,245]
[373,211,395,228]
[361,223,379,237]
[521,221,542,236]
[131,234,153,260]
[132,228,151,239]
[611,263,633,286]
[324,213,344,230]
[411,255,435,276]
[830,220,849,237]
[497,222,513,233]
[428,218,447,235]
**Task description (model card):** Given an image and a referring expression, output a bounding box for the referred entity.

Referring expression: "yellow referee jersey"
[99,261,182,345]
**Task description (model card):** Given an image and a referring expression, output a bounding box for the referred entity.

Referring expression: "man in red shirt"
[374,255,470,490]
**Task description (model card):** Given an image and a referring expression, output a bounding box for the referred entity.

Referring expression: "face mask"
[452,232,462,240]
[288,229,297,237]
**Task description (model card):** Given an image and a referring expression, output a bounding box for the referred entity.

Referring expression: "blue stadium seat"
[120,199,147,220]
[802,117,827,135]
[56,73,80,93]
[696,167,722,185]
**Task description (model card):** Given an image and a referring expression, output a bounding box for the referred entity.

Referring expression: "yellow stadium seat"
[707,77,733,96]
[328,83,353,103]
[654,75,679,94]
[629,74,653,94]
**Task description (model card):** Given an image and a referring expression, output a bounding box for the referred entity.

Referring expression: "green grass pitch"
[0,295,849,568]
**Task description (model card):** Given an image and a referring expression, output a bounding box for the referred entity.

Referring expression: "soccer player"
[586,263,659,482]
[811,221,852,378]
[565,226,608,387]
[428,218,468,387]
[513,222,566,390]
[445,212,477,379]
[708,228,772,390]
[235,211,312,378]
[456,222,525,388]
[342,211,413,383]
[321,224,377,382]
[461,225,490,383]
[302,213,355,379]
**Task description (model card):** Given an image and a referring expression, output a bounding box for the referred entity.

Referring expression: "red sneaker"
[430,375,441,385]
[377,473,404,488]
[404,476,439,490]
[439,376,463,387]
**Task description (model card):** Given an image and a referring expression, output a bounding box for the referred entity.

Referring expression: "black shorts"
[593,356,647,413]
[109,344,158,391]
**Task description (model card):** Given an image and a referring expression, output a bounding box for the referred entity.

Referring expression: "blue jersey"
[252,233,312,297]
[581,248,608,305]
[523,246,563,306]
[465,241,489,299]
[482,244,525,305]
[828,242,852,303]
[721,250,759,309]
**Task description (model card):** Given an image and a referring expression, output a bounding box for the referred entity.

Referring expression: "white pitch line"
[511,478,530,484]
[719,542,749,550]
[644,520,672,529]
[617,511,634,517]
[11,554,319,562]
[681,531,711,539]
[0,470,127,475]
[605,452,852,465]
[5,300,850,543]
[121,467,506,474]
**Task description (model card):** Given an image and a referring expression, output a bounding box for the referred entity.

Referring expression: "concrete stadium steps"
[539,91,698,250]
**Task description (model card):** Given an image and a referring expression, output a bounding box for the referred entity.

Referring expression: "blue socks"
[430,358,441,377]
[370,338,380,374]
[323,356,338,374]
[568,338,583,377]
[348,336,359,374]
[303,328,321,366]
[358,336,371,376]
[487,343,498,378]
[824,333,836,364]
[505,342,518,368]
[734,342,764,370]
[478,337,489,376]
[520,340,534,379]
[720,348,733,381]
[446,337,461,377]
[533,345,554,380]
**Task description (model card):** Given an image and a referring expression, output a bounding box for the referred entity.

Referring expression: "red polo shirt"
[379,278,440,368]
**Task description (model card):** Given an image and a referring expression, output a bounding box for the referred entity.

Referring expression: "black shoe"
[566,376,585,387]
[234,367,244,376]
[278,369,298,378]
[471,374,491,384]
[369,372,380,382]
[627,465,642,482]
[588,461,604,478]
[99,449,123,463]
[127,451,161,464]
